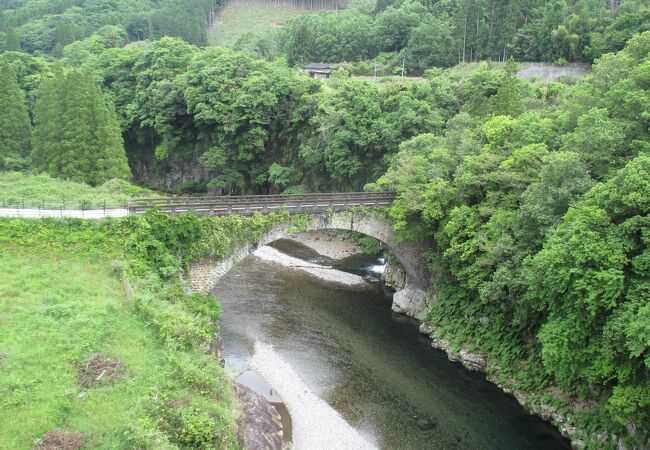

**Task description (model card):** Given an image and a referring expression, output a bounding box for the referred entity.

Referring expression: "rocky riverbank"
[417,322,646,449]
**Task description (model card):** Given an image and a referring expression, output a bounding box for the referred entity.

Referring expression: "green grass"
[0,212,288,449]
[0,171,161,209]
[209,0,308,46]
[0,249,172,449]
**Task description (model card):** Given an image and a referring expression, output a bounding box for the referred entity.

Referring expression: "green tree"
[5,27,19,51]
[0,61,31,170]
[299,79,387,190]
[401,18,456,71]
[32,69,131,185]
[560,107,627,179]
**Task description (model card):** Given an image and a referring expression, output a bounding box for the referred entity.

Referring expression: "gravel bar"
[251,342,377,450]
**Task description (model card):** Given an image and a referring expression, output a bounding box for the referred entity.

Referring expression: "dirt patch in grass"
[34,429,85,450]
[78,354,125,388]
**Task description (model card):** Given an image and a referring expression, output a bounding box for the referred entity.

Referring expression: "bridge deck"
[127,192,396,216]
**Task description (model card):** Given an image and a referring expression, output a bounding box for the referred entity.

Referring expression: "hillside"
[0,212,292,449]
[0,172,161,209]
[0,0,219,54]
[209,0,309,46]
[0,250,174,449]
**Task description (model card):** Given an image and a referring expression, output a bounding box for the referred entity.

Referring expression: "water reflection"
[214,242,570,450]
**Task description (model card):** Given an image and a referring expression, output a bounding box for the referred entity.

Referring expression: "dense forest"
[2,0,649,72]
[1,0,650,447]
[0,0,223,53]
[245,0,650,72]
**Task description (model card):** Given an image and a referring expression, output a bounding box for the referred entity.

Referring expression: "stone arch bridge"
[128,193,431,319]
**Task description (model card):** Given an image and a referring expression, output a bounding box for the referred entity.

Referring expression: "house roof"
[303,63,334,71]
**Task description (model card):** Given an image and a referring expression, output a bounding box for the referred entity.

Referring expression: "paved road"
[0,208,128,219]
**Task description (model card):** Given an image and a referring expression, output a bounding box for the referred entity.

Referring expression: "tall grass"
[0,251,172,449]
[0,211,290,448]
[0,172,161,209]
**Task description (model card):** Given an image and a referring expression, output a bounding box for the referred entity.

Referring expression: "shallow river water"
[214,240,570,450]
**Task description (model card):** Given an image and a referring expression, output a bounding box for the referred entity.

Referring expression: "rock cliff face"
[382,258,406,290]
[130,155,210,191]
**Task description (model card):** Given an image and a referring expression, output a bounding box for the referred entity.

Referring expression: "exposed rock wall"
[130,155,210,191]
[382,258,406,290]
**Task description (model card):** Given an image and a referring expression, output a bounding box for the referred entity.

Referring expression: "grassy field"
[0,249,172,449]
[0,172,161,209]
[209,0,308,46]
[0,211,292,449]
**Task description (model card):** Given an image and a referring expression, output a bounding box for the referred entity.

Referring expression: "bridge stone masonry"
[131,192,432,320]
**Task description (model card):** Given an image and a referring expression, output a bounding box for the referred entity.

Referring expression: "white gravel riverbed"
[253,246,368,287]
[251,342,378,450]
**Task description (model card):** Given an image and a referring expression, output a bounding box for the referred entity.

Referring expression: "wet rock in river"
[416,418,436,431]
[235,382,285,450]
[418,322,435,337]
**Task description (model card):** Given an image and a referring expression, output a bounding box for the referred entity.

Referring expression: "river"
[213,238,570,450]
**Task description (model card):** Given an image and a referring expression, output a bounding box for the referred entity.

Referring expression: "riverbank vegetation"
[370,33,650,447]
[0,210,290,449]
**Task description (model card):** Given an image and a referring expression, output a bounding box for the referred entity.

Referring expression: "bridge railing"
[127,192,396,216]
[127,192,394,206]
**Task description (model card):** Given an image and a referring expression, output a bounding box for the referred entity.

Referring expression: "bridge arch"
[189,211,431,320]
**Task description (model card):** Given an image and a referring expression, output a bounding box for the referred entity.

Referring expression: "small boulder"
[460,349,486,371]
[235,383,285,450]
[419,322,435,337]
[416,418,435,431]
